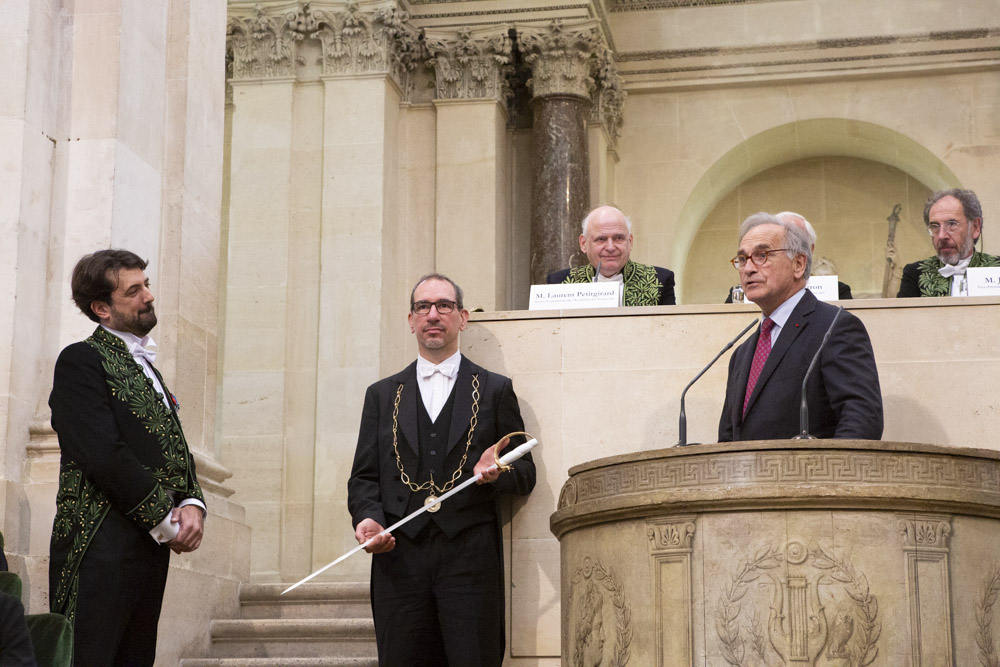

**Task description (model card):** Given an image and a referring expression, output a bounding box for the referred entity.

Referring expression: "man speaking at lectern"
[348,273,536,666]
[718,213,883,442]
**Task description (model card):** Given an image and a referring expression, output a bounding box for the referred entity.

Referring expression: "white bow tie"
[418,362,456,379]
[939,257,971,278]
[129,342,156,365]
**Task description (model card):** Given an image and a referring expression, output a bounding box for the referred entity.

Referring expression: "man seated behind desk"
[718,213,883,442]
[546,205,676,306]
[897,188,1000,297]
[725,211,852,302]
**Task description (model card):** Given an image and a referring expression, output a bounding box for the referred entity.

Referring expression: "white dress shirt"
[416,350,461,423]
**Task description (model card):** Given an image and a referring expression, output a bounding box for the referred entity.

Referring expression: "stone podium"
[551,440,1000,666]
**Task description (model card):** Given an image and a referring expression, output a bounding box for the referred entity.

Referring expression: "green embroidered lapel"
[917,251,1000,296]
[562,260,663,306]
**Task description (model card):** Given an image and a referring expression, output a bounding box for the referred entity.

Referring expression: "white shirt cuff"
[148,498,207,543]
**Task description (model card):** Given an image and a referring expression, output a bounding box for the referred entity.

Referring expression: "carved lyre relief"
[715,541,880,666]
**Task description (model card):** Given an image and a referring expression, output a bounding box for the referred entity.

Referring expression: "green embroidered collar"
[915,250,1000,296]
[562,260,663,306]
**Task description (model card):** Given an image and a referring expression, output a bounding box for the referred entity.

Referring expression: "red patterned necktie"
[743,318,774,416]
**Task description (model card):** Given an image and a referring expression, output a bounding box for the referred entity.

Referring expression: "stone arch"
[670,118,961,298]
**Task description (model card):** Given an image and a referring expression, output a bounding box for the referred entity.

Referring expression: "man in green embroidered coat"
[48,249,205,666]
[546,205,676,306]
[897,189,1000,297]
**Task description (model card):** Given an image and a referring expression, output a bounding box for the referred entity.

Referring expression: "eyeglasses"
[927,220,965,235]
[730,248,789,270]
[411,300,458,315]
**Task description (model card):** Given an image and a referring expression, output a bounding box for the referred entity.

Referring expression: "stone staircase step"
[207,618,377,659]
[181,658,377,667]
[239,582,373,619]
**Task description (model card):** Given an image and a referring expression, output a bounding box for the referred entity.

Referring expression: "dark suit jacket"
[48,327,204,623]
[546,261,676,306]
[347,356,535,539]
[718,290,883,442]
[725,280,852,302]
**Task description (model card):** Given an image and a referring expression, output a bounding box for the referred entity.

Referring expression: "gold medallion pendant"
[424,495,441,513]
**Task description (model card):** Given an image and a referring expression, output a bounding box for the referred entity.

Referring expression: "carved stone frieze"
[516,20,606,100]
[558,449,1000,510]
[226,2,421,95]
[423,28,513,102]
[898,514,952,550]
[227,4,304,79]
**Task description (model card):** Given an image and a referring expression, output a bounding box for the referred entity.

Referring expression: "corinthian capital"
[308,2,421,94]
[515,20,606,99]
[591,49,626,146]
[227,4,304,80]
[424,28,514,102]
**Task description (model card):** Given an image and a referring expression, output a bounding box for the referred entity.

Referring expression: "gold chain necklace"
[391,374,479,513]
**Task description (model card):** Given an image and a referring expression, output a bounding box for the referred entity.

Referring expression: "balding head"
[579,205,634,277]
[776,211,817,251]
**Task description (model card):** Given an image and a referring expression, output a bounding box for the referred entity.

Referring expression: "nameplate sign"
[529,283,621,310]
[806,275,839,301]
[967,267,1000,296]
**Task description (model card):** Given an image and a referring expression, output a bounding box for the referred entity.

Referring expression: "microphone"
[676,319,757,447]
[592,260,602,283]
[793,306,844,440]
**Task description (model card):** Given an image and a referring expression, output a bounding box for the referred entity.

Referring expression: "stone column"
[517,21,609,285]
[425,28,514,310]
[308,2,419,581]
[224,4,300,581]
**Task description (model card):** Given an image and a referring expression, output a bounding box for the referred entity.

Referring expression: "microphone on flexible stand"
[794,306,844,440]
[592,260,602,283]
[676,319,758,447]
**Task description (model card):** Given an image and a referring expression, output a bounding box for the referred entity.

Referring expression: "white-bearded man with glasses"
[897,188,1000,297]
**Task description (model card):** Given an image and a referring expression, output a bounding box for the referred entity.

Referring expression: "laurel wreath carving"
[715,544,880,667]
[975,564,1000,667]
[809,545,881,667]
[716,545,783,667]
[573,557,633,667]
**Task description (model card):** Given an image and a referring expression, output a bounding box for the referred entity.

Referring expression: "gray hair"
[776,211,817,246]
[739,212,813,278]
[410,273,464,310]
[581,206,632,236]
[923,189,983,227]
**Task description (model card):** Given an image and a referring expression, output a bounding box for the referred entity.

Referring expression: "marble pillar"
[530,94,591,284]
[518,21,616,285]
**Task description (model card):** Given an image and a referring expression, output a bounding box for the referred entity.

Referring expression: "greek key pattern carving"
[646,516,696,553]
[424,28,513,101]
[898,514,952,550]
[227,2,421,95]
[559,451,1000,508]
